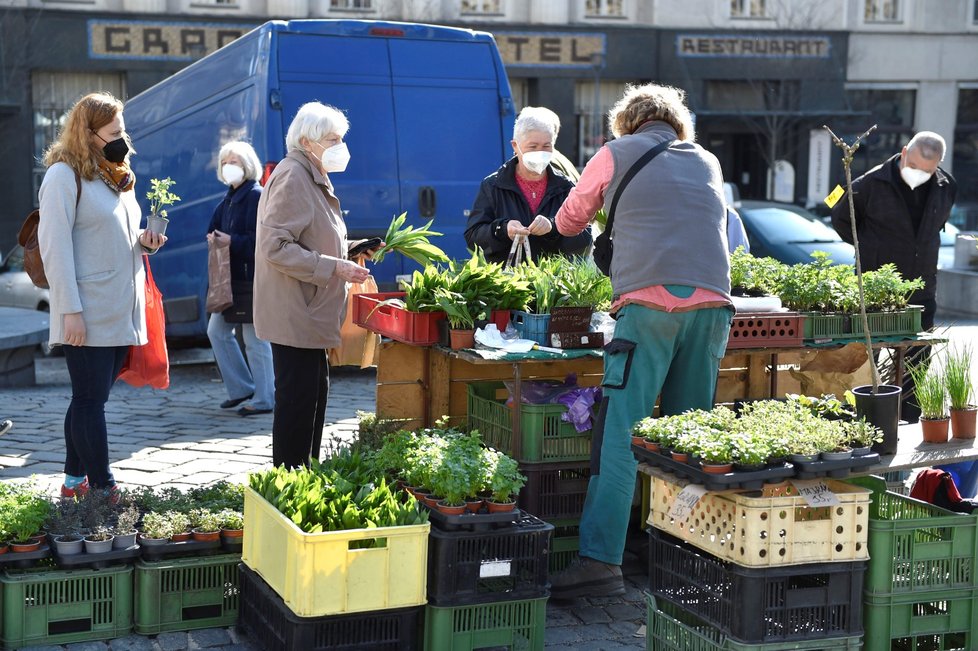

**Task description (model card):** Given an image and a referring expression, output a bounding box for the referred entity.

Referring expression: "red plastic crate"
[726,312,805,350]
[353,292,445,346]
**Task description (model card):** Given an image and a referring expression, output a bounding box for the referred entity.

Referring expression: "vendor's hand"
[63,312,86,347]
[140,230,168,250]
[362,240,386,260]
[336,259,371,284]
[527,215,553,236]
[506,220,530,240]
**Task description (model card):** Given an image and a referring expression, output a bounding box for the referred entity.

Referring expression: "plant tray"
[517,460,590,522]
[0,545,51,570]
[802,306,923,342]
[0,565,133,649]
[139,538,223,561]
[646,594,863,651]
[547,306,593,333]
[427,513,552,607]
[134,553,240,635]
[646,467,871,567]
[631,444,795,490]
[862,587,978,651]
[51,544,141,570]
[237,563,421,651]
[847,476,978,594]
[352,291,446,346]
[725,312,804,350]
[511,311,550,346]
[418,501,522,532]
[467,381,592,463]
[423,595,547,651]
[548,331,604,349]
[241,487,429,617]
[648,528,865,643]
[792,452,880,479]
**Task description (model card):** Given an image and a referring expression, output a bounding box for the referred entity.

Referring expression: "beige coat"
[254,151,348,349]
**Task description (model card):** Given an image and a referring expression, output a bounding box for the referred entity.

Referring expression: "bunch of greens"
[372,212,449,267]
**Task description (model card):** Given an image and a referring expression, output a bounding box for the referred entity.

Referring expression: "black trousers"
[270,343,329,468]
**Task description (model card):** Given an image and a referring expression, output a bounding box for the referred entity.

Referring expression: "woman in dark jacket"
[205,141,274,416]
[465,107,592,263]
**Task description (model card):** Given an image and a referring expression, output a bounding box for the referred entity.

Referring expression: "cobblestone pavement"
[0,352,649,651]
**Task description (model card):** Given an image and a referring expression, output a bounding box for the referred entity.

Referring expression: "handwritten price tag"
[668,484,708,520]
[791,479,840,507]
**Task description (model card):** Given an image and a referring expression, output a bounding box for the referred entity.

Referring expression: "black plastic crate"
[648,528,866,644]
[237,564,420,651]
[517,461,590,521]
[428,513,553,606]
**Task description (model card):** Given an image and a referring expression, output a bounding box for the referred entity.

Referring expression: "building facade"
[0,0,976,247]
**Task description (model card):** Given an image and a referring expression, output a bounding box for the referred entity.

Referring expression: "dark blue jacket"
[207,179,262,283]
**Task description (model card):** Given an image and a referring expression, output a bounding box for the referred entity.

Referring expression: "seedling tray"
[792,452,880,479]
[140,538,222,561]
[419,501,522,532]
[51,544,141,569]
[726,312,804,350]
[0,545,51,570]
[631,444,795,490]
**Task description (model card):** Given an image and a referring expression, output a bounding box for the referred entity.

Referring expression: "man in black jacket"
[831,131,957,422]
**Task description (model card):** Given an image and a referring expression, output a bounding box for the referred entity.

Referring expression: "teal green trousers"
[578,302,733,565]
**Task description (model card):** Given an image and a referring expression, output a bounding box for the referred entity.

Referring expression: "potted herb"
[945,344,976,439]
[113,502,140,549]
[910,363,949,444]
[145,177,180,236]
[729,430,771,471]
[8,498,50,552]
[696,436,734,474]
[190,508,221,542]
[168,511,192,542]
[47,499,84,555]
[487,455,525,513]
[139,512,175,546]
[844,418,883,456]
[218,509,244,540]
[84,524,115,554]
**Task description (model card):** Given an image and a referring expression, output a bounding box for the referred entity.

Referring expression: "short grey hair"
[285,102,350,153]
[907,131,946,161]
[513,106,559,143]
[216,141,262,184]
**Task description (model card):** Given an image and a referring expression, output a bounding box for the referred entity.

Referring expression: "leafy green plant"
[909,362,948,420]
[189,508,221,532]
[429,433,485,505]
[114,503,140,535]
[843,418,883,448]
[489,455,525,504]
[141,512,175,540]
[168,511,191,535]
[944,344,975,410]
[372,212,450,267]
[218,509,244,530]
[146,177,181,217]
[5,494,50,543]
[786,393,854,420]
[46,498,83,538]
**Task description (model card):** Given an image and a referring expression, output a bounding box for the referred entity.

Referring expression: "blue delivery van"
[125,19,515,339]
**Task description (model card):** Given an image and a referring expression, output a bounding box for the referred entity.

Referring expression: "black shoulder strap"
[605,139,675,240]
[74,169,82,207]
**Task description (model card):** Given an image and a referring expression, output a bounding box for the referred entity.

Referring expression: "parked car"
[0,244,56,355]
[939,222,960,269]
[737,200,856,266]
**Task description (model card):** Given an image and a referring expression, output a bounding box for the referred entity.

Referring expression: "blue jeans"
[62,345,129,488]
[207,313,275,410]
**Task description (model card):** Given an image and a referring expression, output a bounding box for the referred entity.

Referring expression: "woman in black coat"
[465,107,592,264]
[205,141,275,416]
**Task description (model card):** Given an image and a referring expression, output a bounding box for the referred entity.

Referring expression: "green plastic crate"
[467,381,592,462]
[548,518,581,574]
[423,596,547,651]
[863,588,978,651]
[0,565,132,648]
[802,306,923,342]
[134,553,240,634]
[646,594,862,651]
[848,476,978,594]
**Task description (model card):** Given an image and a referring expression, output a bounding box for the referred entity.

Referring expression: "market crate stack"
[134,553,241,635]
[849,475,978,651]
[643,466,872,649]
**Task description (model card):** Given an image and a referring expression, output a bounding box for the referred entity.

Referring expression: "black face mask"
[95,131,129,164]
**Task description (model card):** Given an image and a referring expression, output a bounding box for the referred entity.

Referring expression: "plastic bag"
[556,387,603,432]
[119,255,170,389]
[504,373,578,405]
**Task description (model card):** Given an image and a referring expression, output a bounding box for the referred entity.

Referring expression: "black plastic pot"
[853,384,902,455]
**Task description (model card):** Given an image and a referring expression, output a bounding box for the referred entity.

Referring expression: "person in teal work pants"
[549,83,734,598]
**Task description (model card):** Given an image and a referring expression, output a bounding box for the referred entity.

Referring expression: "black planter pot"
[853,384,902,455]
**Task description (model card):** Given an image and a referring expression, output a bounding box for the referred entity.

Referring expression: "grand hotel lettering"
[89,20,253,60]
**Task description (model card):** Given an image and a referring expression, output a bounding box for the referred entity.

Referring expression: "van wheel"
[36,302,62,357]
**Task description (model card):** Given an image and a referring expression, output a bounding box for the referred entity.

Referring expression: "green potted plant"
[910,363,950,444]
[945,344,976,439]
[190,508,221,542]
[145,177,180,236]
[696,435,734,474]
[218,509,244,541]
[487,455,525,513]
[47,499,84,555]
[113,502,140,549]
[729,429,771,471]
[8,497,50,552]
[843,418,883,456]
[139,512,175,546]
[168,511,192,542]
[84,524,115,553]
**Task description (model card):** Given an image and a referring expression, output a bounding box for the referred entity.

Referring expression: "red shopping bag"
[119,255,169,389]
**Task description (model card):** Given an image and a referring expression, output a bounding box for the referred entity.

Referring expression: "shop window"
[973,0,978,23]
[330,0,373,9]
[705,80,798,112]
[953,88,978,206]
[585,0,624,18]
[461,0,502,14]
[574,80,627,166]
[864,0,901,22]
[730,0,767,19]
[846,88,915,128]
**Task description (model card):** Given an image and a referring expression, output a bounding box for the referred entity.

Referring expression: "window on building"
[730,0,767,19]
[705,80,798,112]
[330,0,373,9]
[585,0,624,18]
[575,80,627,166]
[31,71,126,206]
[842,87,915,177]
[864,0,901,22]
[954,88,978,207]
[461,0,502,14]
[973,0,978,23]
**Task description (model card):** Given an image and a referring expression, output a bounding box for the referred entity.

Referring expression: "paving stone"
[187,628,231,648]
[546,604,582,627]
[542,624,584,645]
[109,634,158,651]
[65,643,110,651]
[571,604,613,624]
[155,631,189,651]
[17,646,66,651]
[604,602,645,622]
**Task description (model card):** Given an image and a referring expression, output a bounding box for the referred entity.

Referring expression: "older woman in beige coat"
[254,102,378,468]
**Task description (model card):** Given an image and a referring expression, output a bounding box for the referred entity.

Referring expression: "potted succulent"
[910,363,950,444]
[487,455,525,513]
[218,509,244,540]
[945,345,976,439]
[189,508,222,542]
[139,512,175,547]
[145,177,180,236]
[84,524,115,554]
[113,502,140,549]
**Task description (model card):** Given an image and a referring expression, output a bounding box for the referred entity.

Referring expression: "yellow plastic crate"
[646,467,871,567]
[240,487,429,617]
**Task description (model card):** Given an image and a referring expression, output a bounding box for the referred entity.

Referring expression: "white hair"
[216,141,262,183]
[907,131,946,161]
[285,102,350,153]
[513,106,559,143]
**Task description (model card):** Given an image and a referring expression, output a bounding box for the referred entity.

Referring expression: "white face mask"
[522,150,552,175]
[900,165,932,190]
[319,142,350,173]
[222,163,245,186]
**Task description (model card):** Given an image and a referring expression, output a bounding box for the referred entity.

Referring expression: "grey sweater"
[37,162,149,347]
[604,122,731,300]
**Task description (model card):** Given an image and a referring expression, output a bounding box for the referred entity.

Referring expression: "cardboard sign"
[668,484,708,520]
[791,479,840,507]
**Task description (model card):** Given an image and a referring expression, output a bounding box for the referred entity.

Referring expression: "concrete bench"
[0,307,49,387]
